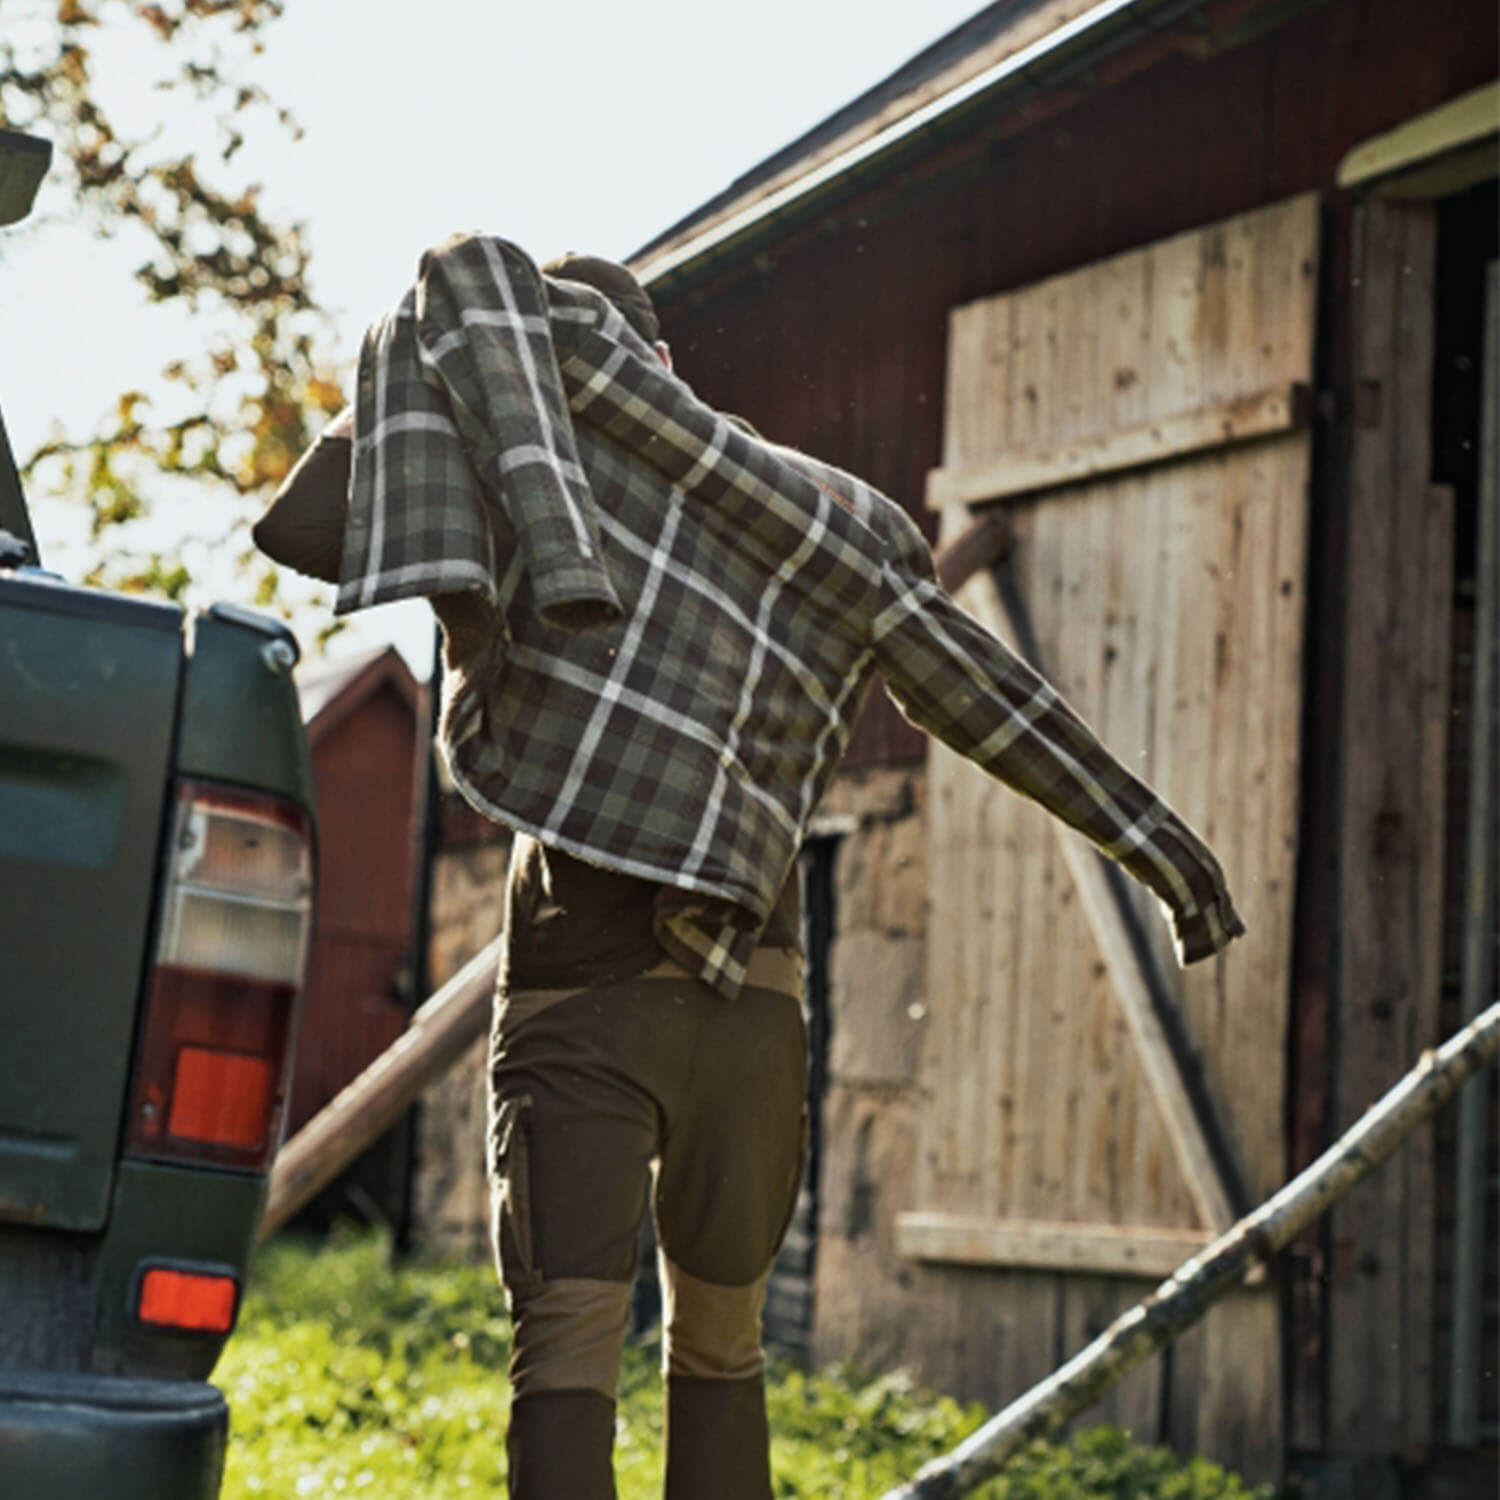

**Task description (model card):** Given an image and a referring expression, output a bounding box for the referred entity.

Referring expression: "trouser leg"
[489,986,665,1499]
[490,956,806,1499]
[655,959,807,1500]
[665,1375,772,1500]
[506,1390,617,1500]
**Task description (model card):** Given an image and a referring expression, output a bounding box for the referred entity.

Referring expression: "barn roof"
[629,0,1207,296]
[297,645,420,746]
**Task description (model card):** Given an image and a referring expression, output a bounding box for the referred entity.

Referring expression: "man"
[256,234,1244,1499]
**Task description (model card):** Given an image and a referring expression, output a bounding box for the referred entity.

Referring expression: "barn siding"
[288,676,422,1229]
[292,687,421,1130]
[655,0,1494,769]
[645,0,1496,1482]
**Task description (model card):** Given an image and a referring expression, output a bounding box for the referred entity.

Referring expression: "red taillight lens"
[137,1266,238,1334]
[168,1046,276,1149]
[125,781,313,1171]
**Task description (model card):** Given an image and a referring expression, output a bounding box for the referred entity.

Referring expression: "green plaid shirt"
[338,234,1243,997]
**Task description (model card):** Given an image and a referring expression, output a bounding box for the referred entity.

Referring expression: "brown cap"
[541,252,660,344]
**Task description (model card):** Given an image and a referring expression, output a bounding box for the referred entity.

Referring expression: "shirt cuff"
[1172,894,1247,965]
[529,559,624,634]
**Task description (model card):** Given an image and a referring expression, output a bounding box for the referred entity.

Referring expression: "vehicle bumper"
[0,1371,226,1500]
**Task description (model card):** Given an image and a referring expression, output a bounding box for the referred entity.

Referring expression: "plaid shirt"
[338,234,1244,997]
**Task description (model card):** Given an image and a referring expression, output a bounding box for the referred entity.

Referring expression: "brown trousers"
[489,841,806,1499]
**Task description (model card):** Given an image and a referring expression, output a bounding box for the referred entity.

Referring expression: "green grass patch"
[218,1233,1275,1499]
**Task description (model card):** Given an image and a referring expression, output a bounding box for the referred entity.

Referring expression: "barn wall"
[645,0,1496,1482]
[289,679,422,1232]
[653,0,1496,769]
[293,686,418,1131]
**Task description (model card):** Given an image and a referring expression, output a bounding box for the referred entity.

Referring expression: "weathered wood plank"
[895,1214,1212,1278]
[925,385,1307,510]
[956,561,1239,1234]
[1327,198,1448,1451]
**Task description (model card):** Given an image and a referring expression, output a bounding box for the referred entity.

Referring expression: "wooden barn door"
[903,194,1319,1476]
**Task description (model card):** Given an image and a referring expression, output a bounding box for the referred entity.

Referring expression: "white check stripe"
[494,443,590,488]
[357,296,409,609]
[681,489,831,880]
[425,310,550,361]
[477,238,599,563]
[540,493,687,841]
[568,341,631,411]
[797,646,875,827]
[968,679,1059,761]
[678,416,728,492]
[507,643,799,841]
[364,408,456,446]
[441,749,764,908]
[458,307,550,337]
[587,494,836,716]
[353,557,494,600]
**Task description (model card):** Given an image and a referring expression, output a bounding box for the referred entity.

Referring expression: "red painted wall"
[289,685,419,1138]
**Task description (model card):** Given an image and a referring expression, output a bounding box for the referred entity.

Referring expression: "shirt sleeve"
[415,234,623,633]
[870,512,1245,966]
[250,407,353,584]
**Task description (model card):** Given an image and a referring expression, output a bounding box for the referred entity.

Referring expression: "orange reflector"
[167,1046,274,1149]
[137,1267,237,1333]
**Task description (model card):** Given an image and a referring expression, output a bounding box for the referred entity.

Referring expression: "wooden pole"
[259,936,503,1241]
[881,1002,1500,1500]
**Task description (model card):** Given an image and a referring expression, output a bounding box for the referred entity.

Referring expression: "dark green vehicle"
[0,130,317,1499]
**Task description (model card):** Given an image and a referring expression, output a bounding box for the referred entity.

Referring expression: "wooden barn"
[618,0,1498,1492]
[291,647,426,1234]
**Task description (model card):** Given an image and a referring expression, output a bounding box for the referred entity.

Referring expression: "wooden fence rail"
[259,937,503,1241]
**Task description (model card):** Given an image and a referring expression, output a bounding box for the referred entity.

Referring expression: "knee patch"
[660,1255,768,1380]
[508,1278,632,1401]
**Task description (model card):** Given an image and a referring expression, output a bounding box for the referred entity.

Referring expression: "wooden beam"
[962,565,1241,1235]
[1056,833,1240,1233]
[924,384,1307,510]
[260,936,502,1241]
[1337,81,1500,191]
[932,511,1014,593]
[895,1213,1212,1278]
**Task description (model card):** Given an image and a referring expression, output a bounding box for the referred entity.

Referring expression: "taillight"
[136,1265,239,1334]
[125,780,313,1171]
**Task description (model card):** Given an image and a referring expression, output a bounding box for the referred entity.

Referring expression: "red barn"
[290,647,427,1232]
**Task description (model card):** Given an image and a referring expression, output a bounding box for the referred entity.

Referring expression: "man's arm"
[870,518,1244,965]
[251,407,353,584]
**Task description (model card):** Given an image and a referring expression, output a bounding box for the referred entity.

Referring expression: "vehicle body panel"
[0,578,182,1233]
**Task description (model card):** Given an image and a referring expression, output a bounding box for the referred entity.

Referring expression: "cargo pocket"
[488,1093,542,1303]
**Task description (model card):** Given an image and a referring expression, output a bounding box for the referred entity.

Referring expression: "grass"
[217,1232,1276,1499]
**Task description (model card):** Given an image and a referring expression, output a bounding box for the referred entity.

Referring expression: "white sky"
[0,0,985,670]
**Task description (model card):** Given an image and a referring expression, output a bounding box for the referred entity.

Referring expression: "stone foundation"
[409,836,508,1263]
[808,762,931,1373]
